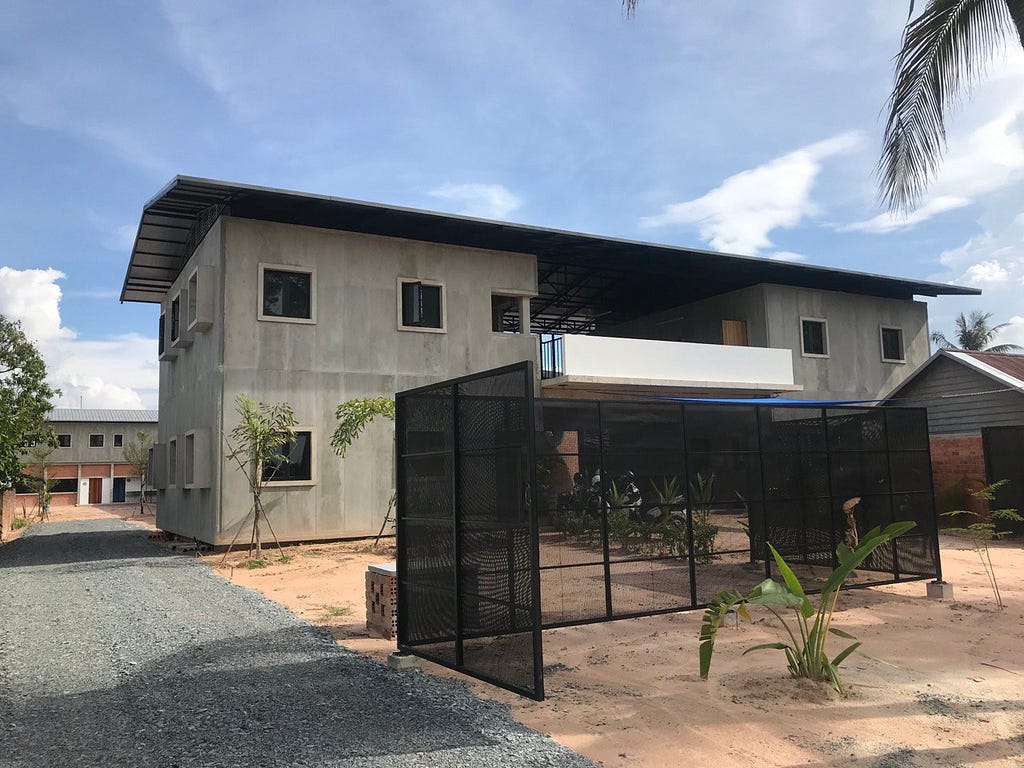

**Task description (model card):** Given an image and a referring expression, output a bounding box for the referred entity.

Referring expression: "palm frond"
[1009,0,1024,46]
[879,0,1019,214]
[984,343,1024,353]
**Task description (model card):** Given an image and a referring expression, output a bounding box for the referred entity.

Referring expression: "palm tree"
[880,0,1024,213]
[931,310,1023,352]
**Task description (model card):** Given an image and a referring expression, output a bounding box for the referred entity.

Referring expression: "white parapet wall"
[550,334,799,391]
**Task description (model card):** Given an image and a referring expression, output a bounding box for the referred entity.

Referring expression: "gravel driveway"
[0,518,591,768]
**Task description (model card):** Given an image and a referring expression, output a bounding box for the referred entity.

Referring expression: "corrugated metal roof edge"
[48,408,159,423]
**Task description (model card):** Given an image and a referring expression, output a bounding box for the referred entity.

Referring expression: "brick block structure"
[365,562,397,640]
[930,434,988,516]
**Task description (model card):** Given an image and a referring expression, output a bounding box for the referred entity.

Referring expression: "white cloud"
[842,195,971,234]
[962,259,1010,285]
[428,183,523,220]
[640,131,864,255]
[0,268,157,409]
[766,251,808,263]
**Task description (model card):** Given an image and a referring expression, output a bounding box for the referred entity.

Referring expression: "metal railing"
[539,334,564,379]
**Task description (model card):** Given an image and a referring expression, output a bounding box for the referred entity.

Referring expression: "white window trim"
[264,426,317,488]
[258,262,317,325]
[397,277,447,333]
[167,437,177,489]
[880,325,907,364]
[490,290,534,336]
[799,316,830,359]
[113,434,124,447]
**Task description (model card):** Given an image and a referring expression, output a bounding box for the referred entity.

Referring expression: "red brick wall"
[930,435,988,516]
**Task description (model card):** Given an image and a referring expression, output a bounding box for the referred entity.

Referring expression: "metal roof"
[49,409,159,423]
[120,176,980,330]
[884,349,1024,401]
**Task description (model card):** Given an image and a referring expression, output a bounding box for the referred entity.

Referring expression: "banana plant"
[699,520,915,692]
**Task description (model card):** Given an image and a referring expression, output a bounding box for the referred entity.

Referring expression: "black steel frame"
[396,361,544,700]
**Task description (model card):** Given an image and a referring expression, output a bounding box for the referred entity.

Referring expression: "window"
[184,432,195,487]
[113,434,123,447]
[263,431,313,483]
[491,294,523,334]
[399,279,444,331]
[881,326,905,363]
[158,311,166,355]
[800,318,829,357]
[168,438,177,487]
[52,479,76,494]
[187,270,199,327]
[259,265,315,322]
[170,294,181,342]
[89,434,104,448]
[14,476,33,494]
[57,434,71,448]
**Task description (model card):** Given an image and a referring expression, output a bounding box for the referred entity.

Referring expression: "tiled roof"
[946,350,1024,391]
[48,408,159,423]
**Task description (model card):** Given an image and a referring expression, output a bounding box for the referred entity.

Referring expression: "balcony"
[539,334,801,397]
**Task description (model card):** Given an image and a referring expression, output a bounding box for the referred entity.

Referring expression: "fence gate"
[396,361,544,700]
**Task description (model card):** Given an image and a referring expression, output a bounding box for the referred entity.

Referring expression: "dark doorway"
[88,478,103,504]
[112,477,126,504]
[983,426,1024,532]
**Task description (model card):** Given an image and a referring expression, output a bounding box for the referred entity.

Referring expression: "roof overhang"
[121,176,983,309]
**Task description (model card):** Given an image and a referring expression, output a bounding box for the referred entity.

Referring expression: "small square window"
[399,279,444,330]
[881,327,905,362]
[263,431,313,483]
[801,318,828,357]
[89,434,104,448]
[261,266,314,321]
[491,294,522,333]
[113,434,124,447]
[57,434,71,448]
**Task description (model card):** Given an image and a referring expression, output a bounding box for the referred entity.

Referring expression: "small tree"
[331,397,396,545]
[122,431,154,516]
[24,444,58,520]
[943,480,1022,609]
[0,314,58,512]
[224,394,298,560]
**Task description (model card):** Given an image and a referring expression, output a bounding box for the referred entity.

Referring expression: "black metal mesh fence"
[536,399,940,628]
[396,362,543,700]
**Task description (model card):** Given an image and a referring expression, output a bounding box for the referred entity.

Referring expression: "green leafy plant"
[943,480,1022,609]
[689,472,719,562]
[699,521,915,692]
[12,517,30,531]
[607,480,640,551]
[122,431,154,516]
[23,444,58,521]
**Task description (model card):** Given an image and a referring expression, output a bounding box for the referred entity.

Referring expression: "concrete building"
[13,409,158,509]
[883,350,1024,519]
[120,177,976,545]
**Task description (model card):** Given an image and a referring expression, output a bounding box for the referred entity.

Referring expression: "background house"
[121,176,976,545]
[883,350,1024,522]
[11,409,158,511]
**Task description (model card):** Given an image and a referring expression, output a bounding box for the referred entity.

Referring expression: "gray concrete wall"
[210,216,538,544]
[762,284,930,400]
[154,220,225,543]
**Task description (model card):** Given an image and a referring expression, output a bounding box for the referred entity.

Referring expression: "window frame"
[397,277,446,333]
[113,433,124,448]
[167,437,177,488]
[258,263,317,324]
[490,291,531,335]
[263,428,316,487]
[170,291,182,343]
[880,325,906,364]
[57,434,71,448]
[89,434,104,448]
[799,316,830,359]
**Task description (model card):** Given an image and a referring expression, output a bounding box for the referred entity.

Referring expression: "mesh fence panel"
[397,363,542,700]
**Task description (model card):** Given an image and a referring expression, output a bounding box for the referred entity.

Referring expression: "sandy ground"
[30,505,1024,767]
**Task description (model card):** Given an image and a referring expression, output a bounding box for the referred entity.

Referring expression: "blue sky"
[1,1,1022,408]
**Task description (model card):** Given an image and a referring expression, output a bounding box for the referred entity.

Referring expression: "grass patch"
[277,554,293,564]
[320,604,351,620]
[243,558,269,569]
[12,517,30,530]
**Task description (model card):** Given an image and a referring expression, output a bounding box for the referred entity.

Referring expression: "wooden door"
[88,478,103,504]
[722,319,748,346]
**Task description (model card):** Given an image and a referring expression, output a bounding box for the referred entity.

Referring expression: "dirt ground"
[30,505,1024,767]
